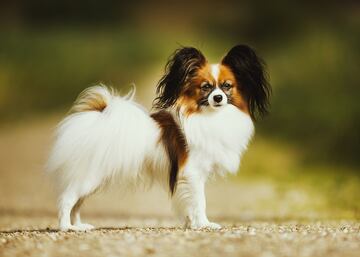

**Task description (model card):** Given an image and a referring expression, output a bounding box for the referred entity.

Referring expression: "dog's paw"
[59,224,80,232]
[186,221,222,230]
[206,222,222,230]
[60,223,94,232]
[75,223,95,231]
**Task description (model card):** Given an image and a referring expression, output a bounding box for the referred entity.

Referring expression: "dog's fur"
[46,45,271,231]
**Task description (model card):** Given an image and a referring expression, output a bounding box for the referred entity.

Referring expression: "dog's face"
[180,63,246,112]
[153,45,271,119]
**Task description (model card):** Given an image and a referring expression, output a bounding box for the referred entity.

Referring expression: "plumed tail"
[124,83,136,100]
[69,85,117,114]
[69,84,137,114]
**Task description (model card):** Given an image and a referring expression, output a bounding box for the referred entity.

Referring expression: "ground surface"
[0,116,359,257]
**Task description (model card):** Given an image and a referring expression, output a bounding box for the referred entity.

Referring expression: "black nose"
[213,95,223,103]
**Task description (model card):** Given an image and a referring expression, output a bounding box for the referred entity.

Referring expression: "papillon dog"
[46,44,271,231]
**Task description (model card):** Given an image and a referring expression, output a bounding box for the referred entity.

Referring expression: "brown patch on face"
[175,63,216,115]
[176,62,249,115]
[218,65,249,114]
[151,110,188,195]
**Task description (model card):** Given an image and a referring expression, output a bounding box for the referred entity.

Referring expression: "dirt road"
[0,116,359,257]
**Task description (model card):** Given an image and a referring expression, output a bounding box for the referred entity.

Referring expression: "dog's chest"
[180,105,254,174]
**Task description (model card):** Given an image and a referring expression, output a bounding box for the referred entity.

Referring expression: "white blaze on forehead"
[211,64,220,82]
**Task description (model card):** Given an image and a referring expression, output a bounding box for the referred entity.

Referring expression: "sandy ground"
[0,116,359,257]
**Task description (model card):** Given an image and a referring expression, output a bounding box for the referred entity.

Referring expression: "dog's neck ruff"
[177,104,254,175]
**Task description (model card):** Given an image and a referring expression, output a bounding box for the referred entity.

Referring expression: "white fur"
[173,105,254,228]
[47,86,254,231]
[47,86,168,231]
[211,64,220,81]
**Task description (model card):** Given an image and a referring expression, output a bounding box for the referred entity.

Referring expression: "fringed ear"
[222,45,271,120]
[153,47,206,109]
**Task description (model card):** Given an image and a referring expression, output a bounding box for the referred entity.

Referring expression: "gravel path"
[0,116,359,257]
[1,218,359,257]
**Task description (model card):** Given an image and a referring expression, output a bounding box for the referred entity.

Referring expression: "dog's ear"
[222,44,271,120]
[153,47,206,109]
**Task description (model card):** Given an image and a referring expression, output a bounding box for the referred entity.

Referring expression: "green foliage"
[0,28,169,120]
[263,26,360,167]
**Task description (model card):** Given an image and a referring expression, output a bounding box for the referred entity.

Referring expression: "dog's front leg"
[172,171,221,230]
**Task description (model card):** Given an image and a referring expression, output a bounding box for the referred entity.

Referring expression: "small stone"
[145,247,156,254]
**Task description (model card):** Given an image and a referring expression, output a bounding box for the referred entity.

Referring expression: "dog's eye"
[201,83,213,91]
[221,82,232,90]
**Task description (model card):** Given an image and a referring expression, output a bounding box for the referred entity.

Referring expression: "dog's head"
[153,45,271,119]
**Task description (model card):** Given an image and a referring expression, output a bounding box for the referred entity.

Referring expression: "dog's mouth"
[210,102,227,109]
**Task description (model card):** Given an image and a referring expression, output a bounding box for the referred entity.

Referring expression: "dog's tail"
[46,83,160,196]
[69,84,136,114]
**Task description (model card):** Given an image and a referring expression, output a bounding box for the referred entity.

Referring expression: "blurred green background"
[0,1,359,218]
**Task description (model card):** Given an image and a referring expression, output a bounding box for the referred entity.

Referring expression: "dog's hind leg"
[58,190,80,231]
[70,197,94,231]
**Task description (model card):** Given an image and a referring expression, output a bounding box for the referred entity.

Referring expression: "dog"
[46,44,271,231]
